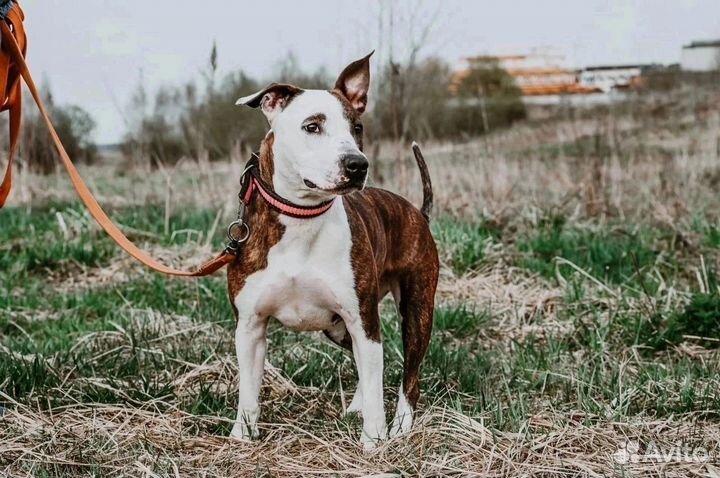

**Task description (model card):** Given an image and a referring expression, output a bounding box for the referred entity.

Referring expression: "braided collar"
[239,154,336,219]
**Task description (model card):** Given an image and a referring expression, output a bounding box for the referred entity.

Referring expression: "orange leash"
[0,10,236,277]
[0,3,24,207]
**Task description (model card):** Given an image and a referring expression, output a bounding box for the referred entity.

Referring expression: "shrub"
[20,87,98,174]
[452,58,527,134]
[370,57,526,142]
[121,49,329,165]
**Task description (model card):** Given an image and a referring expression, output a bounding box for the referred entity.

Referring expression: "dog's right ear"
[236,83,303,122]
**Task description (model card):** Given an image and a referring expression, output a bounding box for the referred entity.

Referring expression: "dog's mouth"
[303,178,363,195]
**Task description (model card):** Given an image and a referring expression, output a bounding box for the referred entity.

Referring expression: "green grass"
[627,292,720,351]
[1,202,720,442]
[432,218,499,274]
[0,203,116,273]
[692,215,720,248]
[517,215,672,287]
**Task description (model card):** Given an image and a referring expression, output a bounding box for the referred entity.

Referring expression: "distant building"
[577,65,643,93]
[681,40,720,71]
[452,48,657,104]
[452,48,597,96]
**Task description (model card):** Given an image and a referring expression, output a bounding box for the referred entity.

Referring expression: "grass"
[517,215,674,288]
[630,292,720,351]
[692,215,720,249]
[432,218,499,274]
[4,91,720,475]
[2,198,720,476]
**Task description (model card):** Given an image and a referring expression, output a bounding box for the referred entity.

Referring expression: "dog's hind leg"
[343,306,387,450]
[389,276,435,437]
[323,319,364,415]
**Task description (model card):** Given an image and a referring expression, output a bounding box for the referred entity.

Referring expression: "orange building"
[452,49,599,96]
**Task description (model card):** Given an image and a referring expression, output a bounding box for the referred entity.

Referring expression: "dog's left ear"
[334,51,374,115]
[236,83,303,122]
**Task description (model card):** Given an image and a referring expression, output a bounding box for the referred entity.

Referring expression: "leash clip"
[225,164,253,253]
[225,220,250,253]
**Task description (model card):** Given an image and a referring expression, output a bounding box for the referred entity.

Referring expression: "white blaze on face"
[271,90,361,195]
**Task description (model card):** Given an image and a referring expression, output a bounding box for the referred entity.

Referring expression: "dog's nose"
[341,154,368,180]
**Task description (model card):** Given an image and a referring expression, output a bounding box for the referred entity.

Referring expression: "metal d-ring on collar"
[225,162,256,253]
[225,220,250,252]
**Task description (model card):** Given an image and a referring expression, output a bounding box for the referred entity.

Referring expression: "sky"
[22,0,720,144]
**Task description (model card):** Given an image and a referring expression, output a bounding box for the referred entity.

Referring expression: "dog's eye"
[354,123,364,135]
[303,123,321,134]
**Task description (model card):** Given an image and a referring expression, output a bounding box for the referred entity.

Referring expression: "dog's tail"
[411,142,433,221]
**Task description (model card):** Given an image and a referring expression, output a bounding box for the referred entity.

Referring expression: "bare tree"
[372,0,444,193]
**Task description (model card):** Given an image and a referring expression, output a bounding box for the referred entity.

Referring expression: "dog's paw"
[229,422,258,442]
[345,391,363,416]
[361,433,382,451]
[389,392,414,437]
[389,412,413,438]
[360,425,387,451]
[229,407,261,441]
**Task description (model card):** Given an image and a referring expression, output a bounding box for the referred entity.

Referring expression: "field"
[2,93,720,476]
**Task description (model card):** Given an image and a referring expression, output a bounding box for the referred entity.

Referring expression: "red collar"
[240,154,336,219]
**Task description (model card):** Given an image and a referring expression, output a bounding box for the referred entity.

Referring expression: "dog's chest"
[235,205,358,331]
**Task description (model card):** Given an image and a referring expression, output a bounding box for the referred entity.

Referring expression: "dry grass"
[2,380,719,477]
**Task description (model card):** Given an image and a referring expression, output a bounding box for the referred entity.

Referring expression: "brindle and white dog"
[228,52,439,449]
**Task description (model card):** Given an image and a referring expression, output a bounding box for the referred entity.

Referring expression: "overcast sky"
[23,0,720,144]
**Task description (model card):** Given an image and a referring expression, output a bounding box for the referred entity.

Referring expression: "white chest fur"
[233,201,359,330]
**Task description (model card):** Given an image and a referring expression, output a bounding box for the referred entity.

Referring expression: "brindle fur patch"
[343,188,439,408]
[227,133,285,318]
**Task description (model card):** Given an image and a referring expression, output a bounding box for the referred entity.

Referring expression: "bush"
[20,87,98,174]
[121,49,330,165]
[372,58,456,141]
[370,56,526,142]
[452,58,526,134]
[121,49,527,164]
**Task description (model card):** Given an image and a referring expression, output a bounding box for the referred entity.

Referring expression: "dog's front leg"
[346,318,387,450]
[230,312,268,441]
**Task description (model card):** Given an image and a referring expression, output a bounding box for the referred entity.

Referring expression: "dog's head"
[237,52,373,198]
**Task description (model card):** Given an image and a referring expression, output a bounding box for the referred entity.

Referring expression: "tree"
[272,51,330,89]
[370,0,445,191]
[122,44,272,165]
[21,81,98,174]
[53,105,98,163]
[373,57,454,141]
[454,58,526,134]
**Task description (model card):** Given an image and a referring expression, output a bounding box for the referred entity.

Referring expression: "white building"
[577,65,643,93]
[681,40,720,72]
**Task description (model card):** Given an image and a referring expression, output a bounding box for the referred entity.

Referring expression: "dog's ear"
[236,83,303,122]
[334,51,373,115]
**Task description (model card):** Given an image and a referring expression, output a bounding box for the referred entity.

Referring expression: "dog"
[227,52,439,449]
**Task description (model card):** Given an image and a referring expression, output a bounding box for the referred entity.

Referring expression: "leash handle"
[0,2,25,207]
[0,21,235,277]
